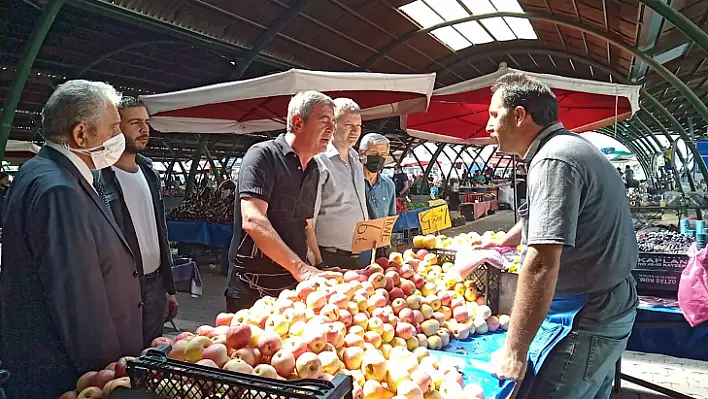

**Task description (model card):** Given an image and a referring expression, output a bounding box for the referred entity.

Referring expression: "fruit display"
[407,203,429,211]
[413,231,506,251]
[168,185,235,224]
[636,228,693,254]
[61,249,511,399]
[396,198,408,213]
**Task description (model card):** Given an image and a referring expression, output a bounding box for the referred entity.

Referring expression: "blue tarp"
[393,206,430,232]
[431,331,512,398]
[167,221,233,249]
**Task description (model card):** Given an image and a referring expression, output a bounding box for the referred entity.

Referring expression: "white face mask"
[70,133,126,170]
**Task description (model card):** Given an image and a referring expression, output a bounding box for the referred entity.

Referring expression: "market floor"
[167,210,708,399]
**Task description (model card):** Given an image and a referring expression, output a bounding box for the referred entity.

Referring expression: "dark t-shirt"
[231,134,320,276]
[392,172,408,196]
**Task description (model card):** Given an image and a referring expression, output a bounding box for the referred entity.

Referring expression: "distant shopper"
[624,165,634,187]
[313,98,368,270]
[96,96,179,348]
[393,165,410,198]
[360,133,396,265]
[0,80,143,398]
[225,91,340,312]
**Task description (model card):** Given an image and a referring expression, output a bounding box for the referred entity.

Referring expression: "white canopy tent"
[140,69,436,134]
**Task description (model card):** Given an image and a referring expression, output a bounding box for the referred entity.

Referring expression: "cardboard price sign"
[418,204,451,235]
[428,199,447,207]
[351,215,399,254]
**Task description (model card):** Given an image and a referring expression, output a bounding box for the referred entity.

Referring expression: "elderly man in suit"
[0,80,143,398]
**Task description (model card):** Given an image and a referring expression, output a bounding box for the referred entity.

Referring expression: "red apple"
[296,352,323,379]
[395,322,416,340]
[283,337,308,359]
[202,343,229,367]
[76,371,98,392]
[399,264,414,279]
[385,271,401,287]
[412,274,425,289]
[175,331,195,341]
[196,358,219,368]
[368,272,386,290]
[271,349,296,377]
[94,369,115,389]
[338,309,353,327]
[296,280,319,301]
[303,326,328,353]
[114,356,134,378]
[232,347,260,367]
[211,325,230,338]
[389,287,405,301]
[196,325,215,337]
[343,270,359,282]
[415,249,429,260]
[78,386,102,399]
[257,330,283,357]
[59,391,78,399]
[151,336,174,348]
[375,257,390,268]
[215,312,235,327]
[226,322,252,350]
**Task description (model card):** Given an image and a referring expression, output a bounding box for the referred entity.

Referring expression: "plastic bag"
[447,245,515,281]
[678,243,708,327]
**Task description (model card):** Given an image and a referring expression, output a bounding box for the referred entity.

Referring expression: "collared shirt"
[313,144,367,251]
[365,174,396,219]
[235,134,320,273]
[518,122,638,323]
[43,140,94,188]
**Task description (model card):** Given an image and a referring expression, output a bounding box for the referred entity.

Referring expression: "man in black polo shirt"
[226,91,341,311]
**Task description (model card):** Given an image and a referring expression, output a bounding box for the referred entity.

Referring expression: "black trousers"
[141,273,167,348]
[320,247,363,270]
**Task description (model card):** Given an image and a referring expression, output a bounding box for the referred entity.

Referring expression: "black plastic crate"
[632,268,682,292]
[638,252,689,271]
[127,346,353,399]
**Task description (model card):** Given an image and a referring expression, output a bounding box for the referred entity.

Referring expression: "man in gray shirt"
[312,98,368,269]
[479,72,638,398]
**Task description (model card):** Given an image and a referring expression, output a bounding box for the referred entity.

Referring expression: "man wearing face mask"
[312,98,368,270]
[96,96,179,348]
[0,80,143,398]
[360,133,396,266]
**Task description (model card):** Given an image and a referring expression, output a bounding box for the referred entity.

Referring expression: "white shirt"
[44,141,95,190]
[112,167,161,275]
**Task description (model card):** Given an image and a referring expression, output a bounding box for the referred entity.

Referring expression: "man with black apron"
[479,72,638,398]
[225,91,342,312]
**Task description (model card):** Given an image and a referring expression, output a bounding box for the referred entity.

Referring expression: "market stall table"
[167,220,233,249]
[614,296,708,399]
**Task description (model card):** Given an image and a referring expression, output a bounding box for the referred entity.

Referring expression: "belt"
[144,269,161,280]
[320,247,360,258]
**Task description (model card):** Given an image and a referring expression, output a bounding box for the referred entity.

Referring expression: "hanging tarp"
[140,69,436,134]
[403,65,641,145]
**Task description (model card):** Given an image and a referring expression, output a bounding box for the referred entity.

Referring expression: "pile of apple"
[413,231,508,251]
[58,357,133,398]
[61,249,511,399]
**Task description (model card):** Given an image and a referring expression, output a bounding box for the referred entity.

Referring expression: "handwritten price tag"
[418,204,451,235]
[351,215,399,254]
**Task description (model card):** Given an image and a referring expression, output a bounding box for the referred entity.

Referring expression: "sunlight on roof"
[399,0,538,51]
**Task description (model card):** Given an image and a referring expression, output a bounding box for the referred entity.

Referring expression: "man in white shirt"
[96,96,178,348]
[313,98,368,269]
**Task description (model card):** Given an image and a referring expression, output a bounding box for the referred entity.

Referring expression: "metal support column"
[642,90,708,183]
[0,0,65,162]
[185,135,208,198]
[639,0,708,56]
[204,144,223,184]
[422,144,446,183]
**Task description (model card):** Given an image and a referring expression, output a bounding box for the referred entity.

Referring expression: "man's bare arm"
[474,221,523,249]
[505,244,562,360]
[241,197,309,280]
[305,219,323,265]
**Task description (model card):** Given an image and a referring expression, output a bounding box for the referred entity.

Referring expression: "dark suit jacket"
[0,147,143,398]
[97,154,177,294]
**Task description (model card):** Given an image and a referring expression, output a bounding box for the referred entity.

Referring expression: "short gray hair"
[359,133,390,153]
[286,91,335,133]
[42,80,121,139]
[333,97,361,120]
